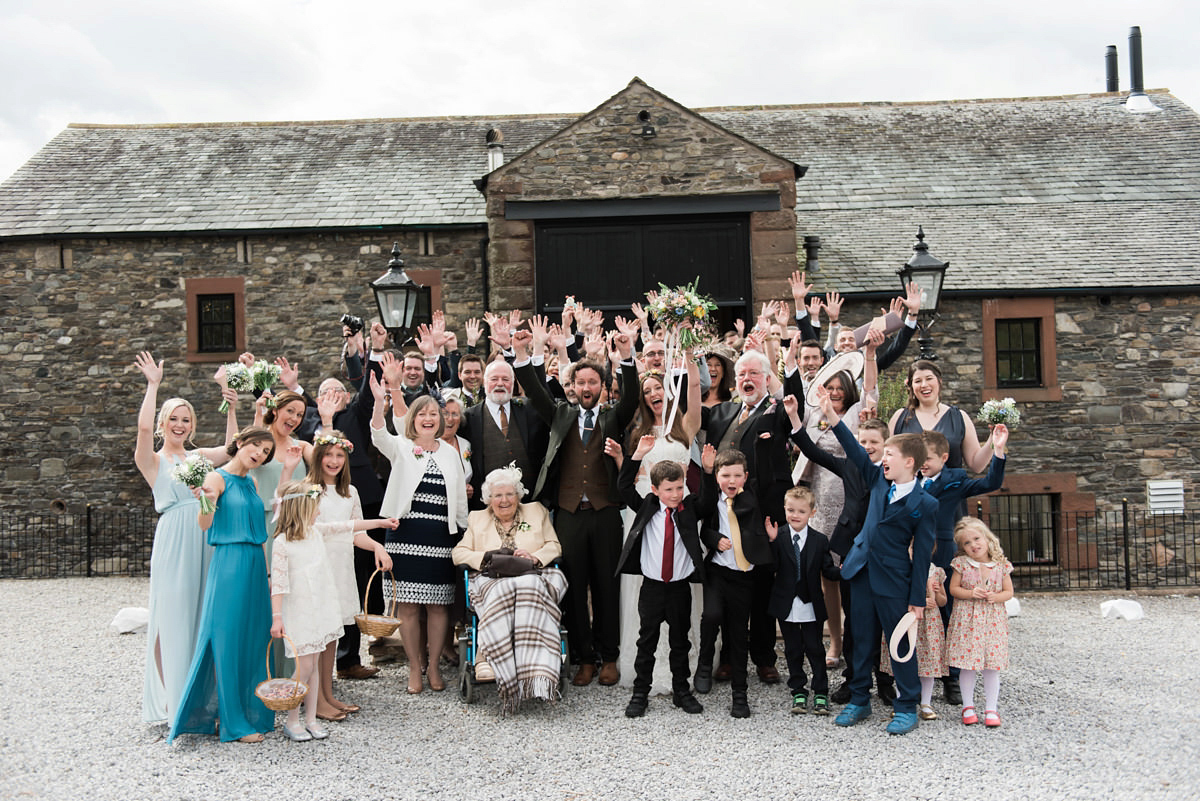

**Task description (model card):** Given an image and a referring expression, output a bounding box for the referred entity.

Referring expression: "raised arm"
[681,349,702,441]
[512,330,557,425]
[133,351,163,485]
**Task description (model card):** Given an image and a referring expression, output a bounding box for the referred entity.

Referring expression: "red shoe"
[961,706,978,725]
[984,710,1002,728]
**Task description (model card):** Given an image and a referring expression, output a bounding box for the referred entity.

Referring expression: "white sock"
[958,669,977,708]
[919,676,935,706]
[982,669,1001,712]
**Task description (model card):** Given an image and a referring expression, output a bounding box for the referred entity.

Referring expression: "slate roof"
[2,88,1199,292]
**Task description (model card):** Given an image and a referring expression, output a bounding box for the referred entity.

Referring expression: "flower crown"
[314,433,354,453]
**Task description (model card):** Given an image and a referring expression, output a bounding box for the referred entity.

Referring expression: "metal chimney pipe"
[803,235,821,273]
[1105,45,1119,92]
[1128,26,1144,93]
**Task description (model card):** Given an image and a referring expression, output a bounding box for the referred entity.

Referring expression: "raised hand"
[824,291,843,323]
[135,351,163,386]
[379,351,404,388]
[238,351,256,368]
[864,326,884,356]
[788,270,813,306]
[902,281,922,317]
[281,443,303,472]
[511,328,533,359]
[369,371,387,402]
[488,313,513,350]
[275,356,300,391]
[612,331,633,360]
[547,323,567,351]
[317,393,339,426]
[733,318,745,338]
[816,384,838,423]
[414,324,437,358]
[764,516,779,542]
[782,394,801,428]
[806,296,822,321]
[369,322,389,352]
[613,315,637,337]
[632,434,657,460]
[464,317,482,347]
[630,301,648,323]
[345,328,365,359]
[701,443,716,473]
[529,314,549,351]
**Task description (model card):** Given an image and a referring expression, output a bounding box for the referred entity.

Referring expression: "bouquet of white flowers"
[171,453,217,513]
[218,363,253,413]
[977,397,1021,429]
[249,360,283,405]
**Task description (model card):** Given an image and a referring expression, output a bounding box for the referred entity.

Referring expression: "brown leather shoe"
[713,663,733,682]
[337,664,380,680]
[757,665,781,684]
[597,661,620,686]
[572,663,596,686]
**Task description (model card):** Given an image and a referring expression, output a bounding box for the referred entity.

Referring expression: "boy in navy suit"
[766,486,843,715]
[615,435,706,718]
[816,386,937,736]
[920,425,1009,704]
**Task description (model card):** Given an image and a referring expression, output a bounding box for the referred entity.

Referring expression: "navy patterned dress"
[385,458,455,605]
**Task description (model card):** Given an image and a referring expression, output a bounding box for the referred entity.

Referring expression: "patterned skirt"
[385,459,455,606]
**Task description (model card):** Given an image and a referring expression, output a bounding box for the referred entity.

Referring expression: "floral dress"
[880,565,947,678]
[946,555,1013,671]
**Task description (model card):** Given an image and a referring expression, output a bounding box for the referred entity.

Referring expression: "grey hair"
[480,465,527,504]
[734,349,771,376]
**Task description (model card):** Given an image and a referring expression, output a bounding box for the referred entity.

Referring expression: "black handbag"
[479,548,538,578]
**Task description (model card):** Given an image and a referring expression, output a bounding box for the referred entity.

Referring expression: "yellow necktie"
[726,496,750,571]
[499,405,509,437]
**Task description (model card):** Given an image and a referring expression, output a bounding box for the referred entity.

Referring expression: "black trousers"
[336,499,383,670]
[780,619,828,694]
[720,564,777,669]
[633,578,693,695]
[556,505,623,664]
[698,564,754,691]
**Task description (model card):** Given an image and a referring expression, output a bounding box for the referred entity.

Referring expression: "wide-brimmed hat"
[805,349,865,408]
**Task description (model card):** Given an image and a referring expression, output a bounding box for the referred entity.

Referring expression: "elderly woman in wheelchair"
[451,465,567,712]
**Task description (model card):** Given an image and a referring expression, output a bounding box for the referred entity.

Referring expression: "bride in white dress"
[615,354,703,694]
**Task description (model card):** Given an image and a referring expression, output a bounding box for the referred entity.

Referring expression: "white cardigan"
[371,423,469,533]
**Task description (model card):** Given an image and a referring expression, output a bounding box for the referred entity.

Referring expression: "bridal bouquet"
[646,279,717,349]
[171,453,217,513]
[250,360,283,405]
[977,397,1021,429]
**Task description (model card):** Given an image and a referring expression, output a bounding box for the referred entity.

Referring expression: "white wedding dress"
[617,427,705,694]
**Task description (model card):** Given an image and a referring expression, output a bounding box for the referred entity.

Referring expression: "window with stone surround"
[989,493,1058,565]
[982,297,1061,402]
[186,277,245,363]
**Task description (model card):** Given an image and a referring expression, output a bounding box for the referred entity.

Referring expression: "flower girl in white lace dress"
[269,480,397,742]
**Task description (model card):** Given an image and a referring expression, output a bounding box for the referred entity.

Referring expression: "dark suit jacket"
[515,359,639,505]
[695,471,773,568]
[615,458,705,583]
[768,525,842,620]
[789,427,870,559]
[925,457,1006,540]
[702,397,793,520]
[460,400,549,508]
[833,421,936,607]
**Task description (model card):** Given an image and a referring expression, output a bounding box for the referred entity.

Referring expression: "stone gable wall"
[485,82,799,311]
[0,228,485,511]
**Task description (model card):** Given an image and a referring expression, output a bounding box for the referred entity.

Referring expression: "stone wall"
[825,292,1200,509]
[0,227,486,511]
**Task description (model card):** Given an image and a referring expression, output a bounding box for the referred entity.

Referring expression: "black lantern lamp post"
[370,242,431,344]
[896,226,949,361]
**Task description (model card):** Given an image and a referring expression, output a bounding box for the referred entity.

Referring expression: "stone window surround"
[981,297,1062,402]
[185,276,246,363]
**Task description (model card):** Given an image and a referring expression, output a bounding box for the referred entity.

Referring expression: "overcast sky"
[2,0,1197,182]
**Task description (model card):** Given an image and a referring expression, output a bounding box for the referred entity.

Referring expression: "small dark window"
[197,293,236,352]
[995,318,1042,387]
[990,493,1057,565]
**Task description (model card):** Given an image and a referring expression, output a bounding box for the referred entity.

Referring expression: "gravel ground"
[1,578,1197,801]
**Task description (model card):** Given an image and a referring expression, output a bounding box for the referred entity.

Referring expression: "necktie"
[726,496,751,571]
[923,478,932,490]
[738,402,753,424]
[662,506,675,582]
[888,484,897,502]
[792,531,804,569]
[581,409,594,445]
[499,405,509,437]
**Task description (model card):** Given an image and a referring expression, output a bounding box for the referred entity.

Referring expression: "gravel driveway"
[1,578,1196,801]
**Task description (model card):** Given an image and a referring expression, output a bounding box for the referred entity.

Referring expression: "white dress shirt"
[639,501,695,583]
[784,525,817,623]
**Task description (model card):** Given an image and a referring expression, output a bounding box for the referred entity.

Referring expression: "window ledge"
[983,386,1062,402]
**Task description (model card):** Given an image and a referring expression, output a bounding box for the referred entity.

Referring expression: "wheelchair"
[457,566,570,704]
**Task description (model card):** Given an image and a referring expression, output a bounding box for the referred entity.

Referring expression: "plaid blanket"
[469,567,568,714]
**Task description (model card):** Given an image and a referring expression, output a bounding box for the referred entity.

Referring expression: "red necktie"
[662,506,675,583]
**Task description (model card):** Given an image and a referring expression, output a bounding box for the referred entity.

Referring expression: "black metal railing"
[0,505,155,579]
[0,501,1195,590]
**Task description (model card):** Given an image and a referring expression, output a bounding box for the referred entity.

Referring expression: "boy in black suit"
[693,446,773,718]
[615,435,706,718]
[766,486,843,715]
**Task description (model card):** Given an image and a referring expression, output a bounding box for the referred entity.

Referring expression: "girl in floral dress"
[946,518,1014,728]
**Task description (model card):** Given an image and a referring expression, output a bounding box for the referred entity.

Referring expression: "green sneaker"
[812,694,830,716]
[791,690,809,715]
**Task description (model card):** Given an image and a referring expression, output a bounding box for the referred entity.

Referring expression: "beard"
[487,387,512,405]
